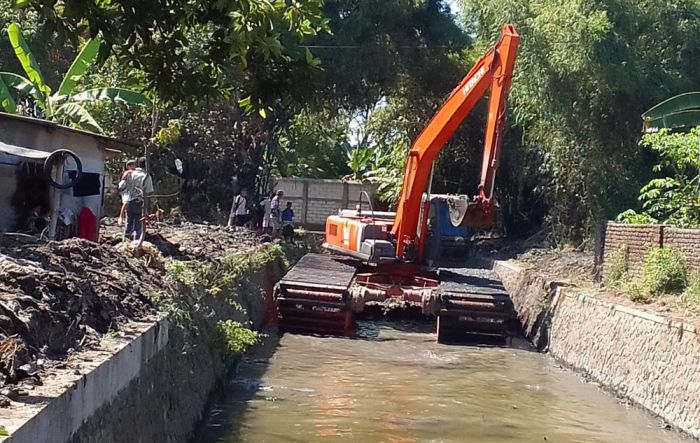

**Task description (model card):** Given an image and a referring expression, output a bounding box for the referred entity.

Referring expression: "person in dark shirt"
[281,201,295,244]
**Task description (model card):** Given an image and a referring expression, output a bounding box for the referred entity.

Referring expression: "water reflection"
[197,321,691,443]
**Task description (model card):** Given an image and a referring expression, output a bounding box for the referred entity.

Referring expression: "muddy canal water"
[198,322,691,443]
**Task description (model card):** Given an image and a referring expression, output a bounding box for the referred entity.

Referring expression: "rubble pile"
[0,223,261,392]
[0,236,159,387]
[101,221,260,260]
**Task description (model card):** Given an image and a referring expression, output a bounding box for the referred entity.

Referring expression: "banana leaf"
[58,38,101,97]
[642,92,700,133]
[56,102,103,133]
[7,23,50,100]
[643,109,700,134]
[0,74,17,113]
[71,87,152,106]
[0,72,39,97]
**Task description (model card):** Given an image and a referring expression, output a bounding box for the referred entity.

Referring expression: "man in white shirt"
[270,190,284,236]
[260,193,272,234]
[227,189,248,227]
[118,157,154,240]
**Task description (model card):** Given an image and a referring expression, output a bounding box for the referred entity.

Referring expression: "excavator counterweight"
[276,25,521,341]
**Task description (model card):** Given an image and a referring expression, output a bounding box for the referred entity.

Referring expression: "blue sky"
[446,0,461,15]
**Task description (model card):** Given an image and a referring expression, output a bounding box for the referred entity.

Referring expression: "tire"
[44,149,83,189]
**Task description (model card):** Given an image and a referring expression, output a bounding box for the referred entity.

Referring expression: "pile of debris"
[101,221,260,260]
[0,222,261,395]
[0,236,159,389]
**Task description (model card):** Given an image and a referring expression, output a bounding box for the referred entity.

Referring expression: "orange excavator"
[276,25,520,341]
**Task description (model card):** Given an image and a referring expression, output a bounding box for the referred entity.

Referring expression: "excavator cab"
[424,195,474,266]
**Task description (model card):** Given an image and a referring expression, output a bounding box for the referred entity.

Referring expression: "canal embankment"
[0,224,301,442]
[493,258,700,439]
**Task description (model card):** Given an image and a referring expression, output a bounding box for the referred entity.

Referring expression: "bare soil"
[0,222,260,399]
[477,239,700,327]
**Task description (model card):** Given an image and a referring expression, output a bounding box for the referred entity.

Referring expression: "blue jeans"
[125,199,144,240]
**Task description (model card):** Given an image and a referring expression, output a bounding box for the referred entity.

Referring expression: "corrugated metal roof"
[0,140,50,160]
[0,112,139,152]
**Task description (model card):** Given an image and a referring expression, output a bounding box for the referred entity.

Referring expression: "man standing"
[269,189,284,237]
[258,192,272,234]
[118,159,136,226]
[227,189,248,227]
[281,201,295,243]
[119,157,153,240]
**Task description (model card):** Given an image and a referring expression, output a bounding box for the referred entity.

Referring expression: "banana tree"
[0,23,151,133]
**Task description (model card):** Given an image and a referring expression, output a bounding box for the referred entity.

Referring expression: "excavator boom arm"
[390,24,520,258]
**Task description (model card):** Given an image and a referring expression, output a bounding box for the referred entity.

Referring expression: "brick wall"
[601,223,663,278]
[599,222,700,278]
[665,227,700,272]
[274,178,375,229]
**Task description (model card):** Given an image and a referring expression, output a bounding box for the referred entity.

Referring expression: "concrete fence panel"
[274,177,375,229]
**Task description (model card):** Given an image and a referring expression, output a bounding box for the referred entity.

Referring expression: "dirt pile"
[516,249,596,284]
[0,223,261,393]
[101,221,260,260]
[473,237,596,286]
[0,236,159,387]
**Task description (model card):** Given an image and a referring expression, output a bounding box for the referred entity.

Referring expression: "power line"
[300,45,467,49]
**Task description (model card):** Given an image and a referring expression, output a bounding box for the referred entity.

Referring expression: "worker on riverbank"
[117,159,137,226]
[258,192,272,234]
[119,157,153,240]
[270,189,284,237]
[281,201,295,243]
[227,189,248,227]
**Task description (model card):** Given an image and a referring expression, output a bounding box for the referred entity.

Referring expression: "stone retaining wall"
[495,260,700,439]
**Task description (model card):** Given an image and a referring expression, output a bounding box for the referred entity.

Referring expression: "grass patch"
[619,247,688,303]
[606,245,629,286]
[640,247,687,297]
[157,242,293,362]
[678,273,700,314]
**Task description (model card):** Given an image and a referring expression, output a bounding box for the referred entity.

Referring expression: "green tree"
[618,127,700,227]
[460,0,700,241]
[271,1,471,199]
[0,23,150,132]
[16,0,329,105]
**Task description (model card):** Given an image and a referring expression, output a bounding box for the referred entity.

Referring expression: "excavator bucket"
[447,196,494,229]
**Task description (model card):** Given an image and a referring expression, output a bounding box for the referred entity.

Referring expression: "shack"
[0,112,138,239]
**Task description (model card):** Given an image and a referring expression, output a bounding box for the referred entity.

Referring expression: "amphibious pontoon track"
[276,254,357,335]
[277,255,514,341]
[437,267,514,342]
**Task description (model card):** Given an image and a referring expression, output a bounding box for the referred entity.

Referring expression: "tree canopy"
[15,0,329,104]
[460,0,700,240]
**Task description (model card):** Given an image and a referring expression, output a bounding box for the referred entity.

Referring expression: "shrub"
[626,281,652,303]
[217,320,260,360]
[679,273,700,313]
[639,247,687,298]
[607,245,629,285]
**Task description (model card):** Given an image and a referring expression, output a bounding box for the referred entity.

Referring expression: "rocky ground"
[474,237,596,284]
[0,221,260,404]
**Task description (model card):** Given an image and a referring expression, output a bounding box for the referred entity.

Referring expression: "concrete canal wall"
[3,250,287,443]
[495,260,700,439]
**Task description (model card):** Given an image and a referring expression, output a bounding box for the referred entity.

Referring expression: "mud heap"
[100,222,260,260]
[0,223,260,391]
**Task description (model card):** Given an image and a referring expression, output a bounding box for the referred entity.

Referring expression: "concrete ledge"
[4,318,168,443]
[494,259,700,439]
